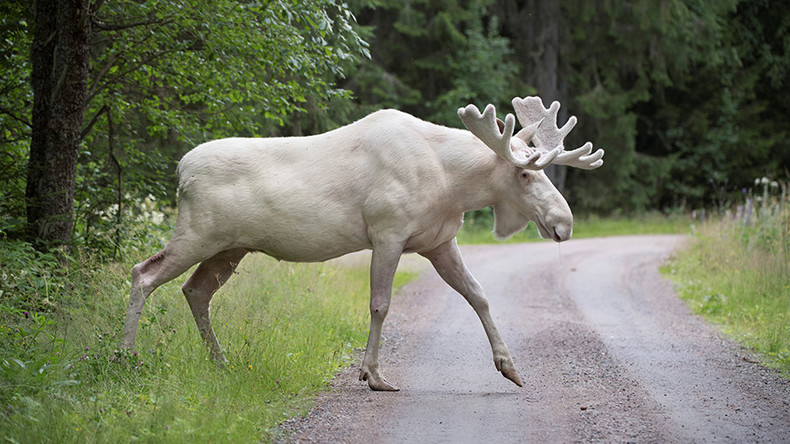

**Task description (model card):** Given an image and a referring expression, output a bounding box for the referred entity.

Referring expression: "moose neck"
[436,129,512,215]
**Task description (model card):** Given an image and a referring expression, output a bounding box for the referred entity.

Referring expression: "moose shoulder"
[121,96,604,392]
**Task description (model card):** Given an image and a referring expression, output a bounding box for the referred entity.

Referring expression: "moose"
[121,96,603,391]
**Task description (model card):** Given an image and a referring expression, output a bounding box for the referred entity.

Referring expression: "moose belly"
[246,226,371,263]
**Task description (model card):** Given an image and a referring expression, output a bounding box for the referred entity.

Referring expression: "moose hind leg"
[181,248,248,362]
[122,244,207,351]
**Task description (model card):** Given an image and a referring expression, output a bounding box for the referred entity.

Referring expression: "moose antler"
[457,97,604,171]
[458,103,559,170]
[511,97,604,170]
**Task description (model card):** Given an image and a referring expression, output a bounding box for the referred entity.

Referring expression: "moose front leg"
[421,239,523,387]
[359,243,403,391]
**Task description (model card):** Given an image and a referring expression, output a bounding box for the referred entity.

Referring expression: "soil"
[278,235,790,443]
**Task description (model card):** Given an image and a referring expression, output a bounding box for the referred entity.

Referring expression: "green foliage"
[663,182,790,374]
[0,2,32,232]
[88,0,368,141]
[620,0,789,211]
[72,157,175,258]
[0,240,69,312]
[347,0,520,125]
[0,306,73,423]
[74,0,370,237]
[337,0,790,215]
[559,0,742,212]
[570,212,693,238]
[429,14,520,125]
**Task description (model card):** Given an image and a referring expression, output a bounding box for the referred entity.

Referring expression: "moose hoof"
[501,367,524,387]
[496,357,523,387]
[359,369,400,391]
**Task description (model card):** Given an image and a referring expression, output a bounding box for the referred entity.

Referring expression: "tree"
[496,0,741,212]
[491,0,568,189]
[26,0,90,246]
[647,0,790,208]
[347,0,520,126]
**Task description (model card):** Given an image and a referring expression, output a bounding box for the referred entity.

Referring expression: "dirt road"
[281,235,790,442]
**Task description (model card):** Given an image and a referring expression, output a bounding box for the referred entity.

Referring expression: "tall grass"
[663,180,790,374]
[1,233,412,441]
[457,210,691,244]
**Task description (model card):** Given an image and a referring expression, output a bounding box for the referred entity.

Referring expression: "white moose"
[121,96,603,391]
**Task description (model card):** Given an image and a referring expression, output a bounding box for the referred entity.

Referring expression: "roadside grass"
[1,242,413,442]
[457,210,691,244]
[662,185,790,375]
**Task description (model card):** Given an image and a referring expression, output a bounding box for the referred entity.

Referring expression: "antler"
[457,103,560,170]
[511,97,604,170]
[457,97,604,171]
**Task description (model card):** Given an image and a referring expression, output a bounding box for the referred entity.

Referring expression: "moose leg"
[421,239,523,387]
[121,241,211,351]
[181,248,248,361]
[359,244,403,391]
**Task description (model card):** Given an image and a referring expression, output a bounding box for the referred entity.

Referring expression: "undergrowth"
[663,180,790,375]
[0,209,414,442]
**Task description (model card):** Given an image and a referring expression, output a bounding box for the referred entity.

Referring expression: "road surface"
[281,235,790,442]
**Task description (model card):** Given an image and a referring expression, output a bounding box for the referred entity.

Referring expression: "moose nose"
[553,224,572,242]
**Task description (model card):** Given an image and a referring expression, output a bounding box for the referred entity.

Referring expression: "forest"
[1,0,789,253]
[1,2,789,440]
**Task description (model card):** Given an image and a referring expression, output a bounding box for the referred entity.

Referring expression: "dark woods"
[1,0,788,252]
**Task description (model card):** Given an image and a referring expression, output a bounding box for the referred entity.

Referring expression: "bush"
[0,240,70,312]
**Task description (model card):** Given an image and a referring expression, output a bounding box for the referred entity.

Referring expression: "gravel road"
[280,235,790,442]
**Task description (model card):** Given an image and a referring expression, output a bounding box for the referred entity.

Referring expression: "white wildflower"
[150,211,165,225]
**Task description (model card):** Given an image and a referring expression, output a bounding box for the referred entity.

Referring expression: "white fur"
[121,100,601,391]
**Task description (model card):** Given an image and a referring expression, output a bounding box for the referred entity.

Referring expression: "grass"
[662,189,790,375]
[1,243,414,442]
[457,210,691,244]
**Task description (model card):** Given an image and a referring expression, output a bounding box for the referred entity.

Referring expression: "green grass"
[570,212,692,238]
[457,211,691,244]
[1,246,413,442]
[662,199,790,375]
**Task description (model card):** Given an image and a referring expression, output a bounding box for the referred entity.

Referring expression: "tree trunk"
[532,0,566,191]
[26,0,91,248]
[493,0,567,191]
